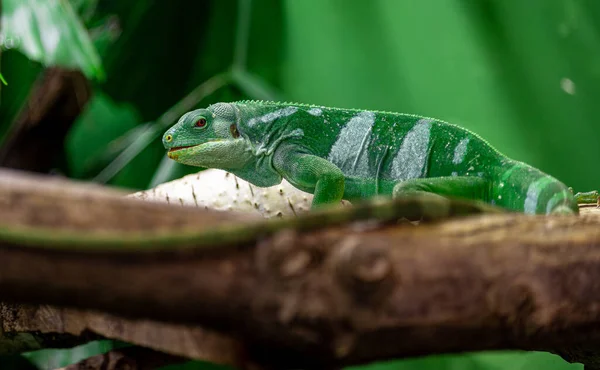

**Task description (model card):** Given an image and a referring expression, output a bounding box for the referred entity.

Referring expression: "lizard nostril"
[165,134,173,142]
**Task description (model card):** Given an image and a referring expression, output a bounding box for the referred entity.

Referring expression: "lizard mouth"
[167,140,226,160]
[167,144,201,160]
[168,145,198,153]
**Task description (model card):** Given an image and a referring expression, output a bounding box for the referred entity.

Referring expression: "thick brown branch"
[0,68,91,172]
[0,169,599,368]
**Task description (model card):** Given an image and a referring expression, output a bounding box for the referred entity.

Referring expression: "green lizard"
[162,100,580,215]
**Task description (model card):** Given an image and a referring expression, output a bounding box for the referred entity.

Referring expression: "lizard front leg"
[272,147,345,208]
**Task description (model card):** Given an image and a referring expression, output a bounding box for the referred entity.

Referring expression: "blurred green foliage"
[0,0,596,368]
[2,0,104,80]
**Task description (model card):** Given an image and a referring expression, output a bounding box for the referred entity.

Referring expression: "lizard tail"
[492,160,578,215]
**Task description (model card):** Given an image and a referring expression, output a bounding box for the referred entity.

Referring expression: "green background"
[1,0,595,369]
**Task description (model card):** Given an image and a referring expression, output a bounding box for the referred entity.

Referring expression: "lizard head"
[162,103,250,169]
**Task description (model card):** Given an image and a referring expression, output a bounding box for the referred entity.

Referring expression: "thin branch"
[0,303,91,353]
[1,302,246,367]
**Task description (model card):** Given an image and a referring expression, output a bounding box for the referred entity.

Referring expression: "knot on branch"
[333,237,395,303]
[256,229,316,279]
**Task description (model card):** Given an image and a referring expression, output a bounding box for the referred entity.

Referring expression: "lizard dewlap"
[162,101,578,215]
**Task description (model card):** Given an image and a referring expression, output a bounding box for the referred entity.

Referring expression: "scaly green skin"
[162,101,578,215]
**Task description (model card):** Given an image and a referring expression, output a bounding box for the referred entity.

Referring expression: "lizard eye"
[195,118,207,127]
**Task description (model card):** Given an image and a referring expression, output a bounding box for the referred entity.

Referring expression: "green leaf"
[347,351,581,370]
[23,340,116,370]
[2,0,104,80]
[470,351,582,370]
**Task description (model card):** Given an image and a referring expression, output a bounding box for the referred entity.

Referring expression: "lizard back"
[233,101,504,198]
